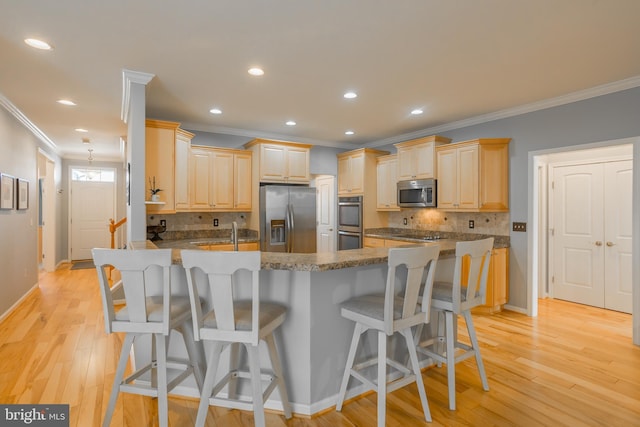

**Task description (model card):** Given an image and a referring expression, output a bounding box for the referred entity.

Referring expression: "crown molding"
[365,75,640,148]
[180,121,348,149]
[121,69,155,123]
[0,92,60,154]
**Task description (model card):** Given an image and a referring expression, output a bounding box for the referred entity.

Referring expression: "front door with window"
[70,168,116,260]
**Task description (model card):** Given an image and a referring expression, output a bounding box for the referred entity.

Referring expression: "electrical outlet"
[213,219,219,227]
[403,218,408,226]
[160,219,166,227]
[469,220,474,229]
[513,222,527,232]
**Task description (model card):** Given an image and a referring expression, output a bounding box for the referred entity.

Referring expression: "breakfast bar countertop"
[133,231,508,272]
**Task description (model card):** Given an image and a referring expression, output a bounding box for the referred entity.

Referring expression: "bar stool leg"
[195,341,223,427]
[155,333,169,427]
[227,342,241,400]
[464,311,489,391]
[402,328,431,422]
[265,333,292,418]
[377,330,387,427]
[336,322,364,411]
[247,344,266,427]
[103,333,135,427]
[445,311,457,410]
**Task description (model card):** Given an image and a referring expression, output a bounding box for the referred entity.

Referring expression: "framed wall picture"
[17,178,28,210]
[1,173,15,210]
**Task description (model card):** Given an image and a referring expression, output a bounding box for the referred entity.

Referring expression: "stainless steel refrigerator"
[260,185,317,253]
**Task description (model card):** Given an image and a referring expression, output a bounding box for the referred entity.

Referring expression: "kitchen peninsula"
[129,234,508,416]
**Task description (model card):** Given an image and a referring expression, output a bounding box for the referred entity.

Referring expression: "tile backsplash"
[147,212,249,233]
[388,209,510,236]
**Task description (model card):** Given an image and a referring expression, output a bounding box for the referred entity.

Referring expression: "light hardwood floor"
[1,264,639,426]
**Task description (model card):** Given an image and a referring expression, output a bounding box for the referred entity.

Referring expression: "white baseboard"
[0,282,39,323]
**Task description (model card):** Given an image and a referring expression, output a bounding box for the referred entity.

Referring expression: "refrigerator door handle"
[285,204,292,253]
[289,204,295,253]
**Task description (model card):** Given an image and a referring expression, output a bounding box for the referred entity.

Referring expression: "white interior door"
[603,160,633,313]
[552,163,605,307]
[552,160,633,313]
[71,172,115,260]
[315,175,336,253]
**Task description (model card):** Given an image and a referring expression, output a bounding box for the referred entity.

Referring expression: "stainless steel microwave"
[397,178,436,207]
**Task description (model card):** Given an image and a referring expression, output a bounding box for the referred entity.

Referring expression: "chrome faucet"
[231,221,239,251]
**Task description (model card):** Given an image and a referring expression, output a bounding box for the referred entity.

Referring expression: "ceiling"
[1,1,640,162]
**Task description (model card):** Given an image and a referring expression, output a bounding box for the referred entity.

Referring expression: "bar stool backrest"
[181,250,261,346]
[92,248,173,335]
[384,245,440,335]
[451,238,494,313]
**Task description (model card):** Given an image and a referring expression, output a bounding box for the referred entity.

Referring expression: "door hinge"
[551,276,555,284]
[551,181,554,189]
[550,228,554,236]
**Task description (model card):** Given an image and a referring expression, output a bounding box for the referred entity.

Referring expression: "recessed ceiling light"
[75,128,88,133]
[57,99,76,106]
[248,67,264,76]
[25,38,53,50]
[345,130,355,135]
[209,108,222,115]
[411,109,424,115]
[343,92,357,99]
[286,121,296,126]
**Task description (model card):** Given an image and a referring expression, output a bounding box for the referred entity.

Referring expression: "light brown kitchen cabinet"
[244,139,311,184]
[362,237,409,248]
[189,147,213,210]
[145,119,194,214]
[204,242,259,251]
[376,154,399,211]
[189,146,252,212]
[395,135,451,181]
[470,247,509,314]
[338,150,365,195]
[436,138,510,212]
[174,129,192,211]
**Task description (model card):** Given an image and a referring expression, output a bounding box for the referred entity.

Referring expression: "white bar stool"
[335,245,440,427]
[92,248,204,427]
[416,237,493,410]
[181,250,292,427]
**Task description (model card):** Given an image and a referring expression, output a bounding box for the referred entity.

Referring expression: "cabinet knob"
[594,241,602,246]
[606,241,615,247]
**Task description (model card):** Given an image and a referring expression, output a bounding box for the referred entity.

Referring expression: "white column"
[121,69,154,243]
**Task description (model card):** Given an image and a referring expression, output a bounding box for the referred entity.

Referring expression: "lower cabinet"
[204,242,259,251]
[362,237,508,313]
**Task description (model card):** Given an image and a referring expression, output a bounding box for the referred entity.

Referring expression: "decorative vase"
[151,194,160,202]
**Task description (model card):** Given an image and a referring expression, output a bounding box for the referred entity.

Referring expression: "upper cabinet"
[338,150,365,195]
[244,138,312,184]
[145,119,194,214]
[436,138,510,212]
[338,148,389,196]
[394,135,451,181]
[189,146,252,212]
[376,154,399,211]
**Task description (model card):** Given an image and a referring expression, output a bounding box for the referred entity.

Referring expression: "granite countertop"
[131,228,509,273]
[364,228,510,249]
[132,239,455,272]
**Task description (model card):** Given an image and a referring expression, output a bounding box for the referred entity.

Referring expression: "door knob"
[595,241,603,246]
[606,241,615,247]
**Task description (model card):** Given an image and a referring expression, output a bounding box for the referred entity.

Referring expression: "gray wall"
[0,107,62,316]
[380,87,640,310]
